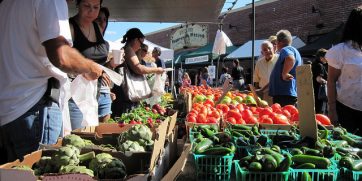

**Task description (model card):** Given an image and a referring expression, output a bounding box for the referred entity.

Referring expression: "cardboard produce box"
[0,119,169,181]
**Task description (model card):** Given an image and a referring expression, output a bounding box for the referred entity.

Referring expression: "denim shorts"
[1,97,62,162]
[68,98,83,130]
[98,92,112,117]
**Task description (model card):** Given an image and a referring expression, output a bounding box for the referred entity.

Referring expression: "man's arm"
[282,55,295,81]
[43,36,103,80]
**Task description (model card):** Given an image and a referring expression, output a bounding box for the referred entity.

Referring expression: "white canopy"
[68,0,225,23]
[226,36,306,59]
[108,39,174,61]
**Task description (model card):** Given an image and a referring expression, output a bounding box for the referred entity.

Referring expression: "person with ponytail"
[111,28,164,117]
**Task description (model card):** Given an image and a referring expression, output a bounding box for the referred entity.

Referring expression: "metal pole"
[171,59,174,95]
[251,0,255,85]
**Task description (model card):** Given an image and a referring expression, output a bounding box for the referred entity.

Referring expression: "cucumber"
[232,124,252,130]
[271,145,281,153]
[194,138,213,154]
[249,161,262,172]
[261,148,284,166]
[278,154,291,171]
[262,154,278,172]
[301,172,312,181]
[352,160,362,171]
[339,156,353,169]
[291,148,303,155]
[202,146,233,155]
[295,163,316,169]
[292,155,331,169]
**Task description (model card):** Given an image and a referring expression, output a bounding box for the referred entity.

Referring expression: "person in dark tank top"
[68,0,112,128]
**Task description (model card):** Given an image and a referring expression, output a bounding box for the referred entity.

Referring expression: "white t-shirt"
[326,42,362,111]
[253,54,278,88]
[0,0,72,126]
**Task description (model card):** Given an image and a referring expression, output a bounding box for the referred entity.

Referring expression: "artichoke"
[59,165,94,177]
[118,125,154,151]
[62,134,94,148]
[53,145,95,170]
[118,140,145,152]
[33,156,58,175]
[89,153,127,179]
[12,165,33,172]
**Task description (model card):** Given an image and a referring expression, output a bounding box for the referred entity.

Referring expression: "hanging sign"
[208,66,216,79]
[170,24,208,51]
[185,55,209,64]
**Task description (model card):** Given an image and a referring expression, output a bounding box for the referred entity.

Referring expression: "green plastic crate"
[193,154,234,181]
[291,163,339,181]
[234,160,290,181]
[260,129,289,135]
[353,170,362,181]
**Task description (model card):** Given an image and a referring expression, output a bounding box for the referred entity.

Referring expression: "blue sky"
[104,0,257,42]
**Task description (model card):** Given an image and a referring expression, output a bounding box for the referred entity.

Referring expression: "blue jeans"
[98,92,112,117]
[233,79,245,91]
[68,98,83,130]
[1,97,62,162]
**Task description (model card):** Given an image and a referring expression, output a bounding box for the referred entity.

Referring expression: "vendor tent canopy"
[226,36,305,59]
[298,24,344,56]
[110,38,174,61]
[68,0,225,23]
[175,43,238,66]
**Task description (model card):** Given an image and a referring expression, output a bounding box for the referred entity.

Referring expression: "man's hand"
[282,73,294,81]
[83,63,103,80]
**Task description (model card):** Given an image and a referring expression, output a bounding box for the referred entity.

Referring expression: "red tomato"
[186,115,196,123]
[283,105,299,116]
[245,116,258,124]
[273,114,290,125]
[227,110,242,120]
[204,99,214,107]
[282,109,291,119]
[315,114,332,125]
[226,117,236,124]
[290,112,299,122]
[236,118,246,124]
[271,103,282,112]
[216,104,230,114]
[259,115,273,124]
[241,109,253,120]
[259,107,274,118]
[207,117,218,123]
[199,107,208,115]
[209,110,221,119]
[250,107,259,114]
[197,114,207,123]
[237,104,245,112]
[129,120,137,124]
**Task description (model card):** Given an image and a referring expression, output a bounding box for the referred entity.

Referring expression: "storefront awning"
[68,0,226,23]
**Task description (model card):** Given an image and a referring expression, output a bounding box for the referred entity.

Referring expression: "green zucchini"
[232,124,252,130]
[277,154,291,171]
[352,160,362,171]
[249,161,262,172]
[301,172,312,181]
[290,148,303,155]
[202,146,233,155]
[262,154,278,172]
[292,154,331,169]
[194,138,213,154]
[295,163,316,169]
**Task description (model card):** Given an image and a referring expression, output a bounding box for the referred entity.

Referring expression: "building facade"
[146,0,360,52]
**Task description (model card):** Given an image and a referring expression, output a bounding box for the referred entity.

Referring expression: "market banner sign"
[185,55,209,64]
[170,24,208,51]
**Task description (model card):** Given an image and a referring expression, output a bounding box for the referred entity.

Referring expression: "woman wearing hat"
[111,28,164,117]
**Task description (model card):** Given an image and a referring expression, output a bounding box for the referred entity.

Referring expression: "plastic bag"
[152,73,167,96]
[70,76,99,127]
